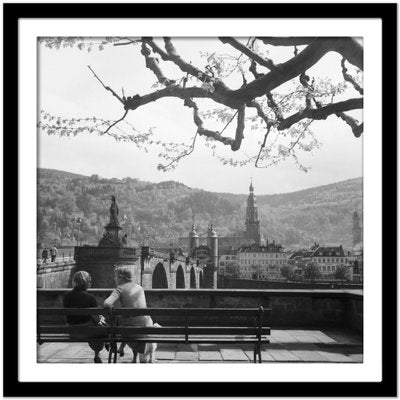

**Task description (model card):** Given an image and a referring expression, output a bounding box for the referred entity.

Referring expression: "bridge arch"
[176,265,185,289]
[199,271,204,288]
[190,267,196,288]
[152,262,168,288]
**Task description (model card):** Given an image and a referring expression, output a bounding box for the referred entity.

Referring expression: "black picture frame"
[3,2,397,397]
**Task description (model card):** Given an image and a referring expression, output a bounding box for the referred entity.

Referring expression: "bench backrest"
[37,307,271,341]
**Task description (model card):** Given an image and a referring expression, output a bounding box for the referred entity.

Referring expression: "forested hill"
[37,168,362,249]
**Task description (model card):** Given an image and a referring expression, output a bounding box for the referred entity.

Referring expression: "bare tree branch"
[336,112,363,137]
[219,37,277,70]
[88,65,125,104]
[247,100,273,127]
[278,97,363,130]
[124,85,239,110]
[183,98,245,151]
[266,92,284,122]
[257,37,316,46]
[140,42,175,86]
[104,109,129,134]
[158,132,199,171]
[341,58,363,94]
[249,60,264,79]
[234,38,362,104]
[232,105,245,151]
[257,37,363,70]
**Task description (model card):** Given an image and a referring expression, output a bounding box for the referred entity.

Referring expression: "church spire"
[245,180,261,245]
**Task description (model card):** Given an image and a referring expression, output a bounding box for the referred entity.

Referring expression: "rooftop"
[38,328,362,363]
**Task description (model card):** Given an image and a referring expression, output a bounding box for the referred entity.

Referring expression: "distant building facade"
[218,249,238,277]
[310,244,347,279]
[237,242,287,280]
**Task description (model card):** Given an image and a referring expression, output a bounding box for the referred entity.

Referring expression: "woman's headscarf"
[72,270,92,290]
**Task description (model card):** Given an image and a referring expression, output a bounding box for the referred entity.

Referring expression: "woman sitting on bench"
[63,271,107,363]
[104,265,154,363]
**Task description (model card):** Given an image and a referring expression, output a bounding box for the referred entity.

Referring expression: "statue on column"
[98,195,123,247]
[109,195,120,227]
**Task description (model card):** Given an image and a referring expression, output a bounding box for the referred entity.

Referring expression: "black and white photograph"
[5,2,396,397]
[36,34,365,366]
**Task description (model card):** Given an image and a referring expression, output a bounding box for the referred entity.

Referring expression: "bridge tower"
[189,224,199,255]
[204,224,218,288]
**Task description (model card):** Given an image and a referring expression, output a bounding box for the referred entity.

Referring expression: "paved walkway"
[38,328,362,363]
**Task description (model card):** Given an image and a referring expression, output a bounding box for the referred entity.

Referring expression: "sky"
[38,38,363,195]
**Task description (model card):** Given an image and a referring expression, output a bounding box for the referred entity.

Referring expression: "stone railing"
[74,246,139,260]
[37,288,362,333]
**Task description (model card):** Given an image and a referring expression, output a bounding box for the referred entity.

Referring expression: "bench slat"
[113,327,270,335]
[38,307,271,317]
[114,308,270,317]
[40,325,111,334]
[112,335,270,344]
[38,308,110,316]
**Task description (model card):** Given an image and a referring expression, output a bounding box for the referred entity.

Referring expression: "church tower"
[245,180,261,245]
[353,210,362,246]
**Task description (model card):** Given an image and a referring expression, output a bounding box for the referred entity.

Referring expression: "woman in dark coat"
[63,271,106,363]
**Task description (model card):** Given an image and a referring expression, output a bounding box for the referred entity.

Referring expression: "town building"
[310,244,347,279]
[218,249,238,277]
[237,242,287,280]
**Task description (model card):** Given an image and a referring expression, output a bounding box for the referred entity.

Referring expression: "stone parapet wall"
[37,289,362,332]
[218,276,363,290]
[37,262,76,288]
[75,246,139,261]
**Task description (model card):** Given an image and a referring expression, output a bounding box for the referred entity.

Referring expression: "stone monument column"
[98,195,122,247]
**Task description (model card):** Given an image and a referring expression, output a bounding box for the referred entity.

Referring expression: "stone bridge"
[38,245,208,289]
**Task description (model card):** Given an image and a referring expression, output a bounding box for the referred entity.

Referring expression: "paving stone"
[177,344,198,352]
[37,342,70,360]
[220,349,248,361]
[287,330,313,335]
[199,351,223,361]
[271,330,293,338]
[317,351,354,362]
[323,329,362,345]
[48,344,90,359]
[262,343,285,350]
[292,335,323,343]
[348,353,363,363]
[290,350,330,362]
[267,349,301,362]
[310,333,337,344]
[284,343,318,351]
[198,344,219,351]
[244,350,275,362]
[156,350,176,360]
[176,351,199,361]
[272,336,299,343]
[260,351,276,362]
[40,358,90,363]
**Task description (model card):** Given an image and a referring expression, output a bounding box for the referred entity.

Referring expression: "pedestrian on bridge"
[50,245,58,262]
[41,248,48,264]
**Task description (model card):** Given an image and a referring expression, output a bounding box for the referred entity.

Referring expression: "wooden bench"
[37,306,271,363]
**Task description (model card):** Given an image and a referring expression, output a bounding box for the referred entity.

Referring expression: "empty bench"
[37,306,271,363]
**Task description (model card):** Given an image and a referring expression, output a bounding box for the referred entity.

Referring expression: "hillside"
[37,168,362,249]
